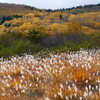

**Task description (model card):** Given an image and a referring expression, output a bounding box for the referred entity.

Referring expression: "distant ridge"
[45,4,100,14]
[0,3,39,16]
[0,3,100,16]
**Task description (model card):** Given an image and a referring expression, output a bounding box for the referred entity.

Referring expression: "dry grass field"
[0,49,100,100]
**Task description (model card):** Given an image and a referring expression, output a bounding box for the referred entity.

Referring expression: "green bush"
[50,40,93,54]
[0,30,99,57]
[28,28,46,42]
[0,48,12,57]
[12,39,43,55]
[88,32,100,48]
[0,32,22,47]
[0,32,43,57]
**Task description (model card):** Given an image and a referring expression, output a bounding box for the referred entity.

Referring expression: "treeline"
[0,3,100,16]
[44,4,100,14]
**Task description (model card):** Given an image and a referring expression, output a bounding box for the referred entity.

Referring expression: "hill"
[45,4,100,14]
[0,3,100,16]
[66,4,100,14]
[0,3,99,57]
[0,3,40,24]
[0,3,39,16]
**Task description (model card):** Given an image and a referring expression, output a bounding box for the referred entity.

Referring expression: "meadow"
[0,49,100,100]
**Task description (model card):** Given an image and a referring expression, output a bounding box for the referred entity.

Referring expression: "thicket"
[0,32,43,57]
[0,15,22,25]
[0,4,100,57]
[0,30,99,57]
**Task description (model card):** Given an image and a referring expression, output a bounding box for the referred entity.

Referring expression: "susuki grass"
[0,49,100,100]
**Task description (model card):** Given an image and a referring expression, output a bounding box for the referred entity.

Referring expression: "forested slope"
[0,3,99,57]
[0,3,39,16]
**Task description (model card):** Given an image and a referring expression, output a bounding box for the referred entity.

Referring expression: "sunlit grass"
[0,49,100,100]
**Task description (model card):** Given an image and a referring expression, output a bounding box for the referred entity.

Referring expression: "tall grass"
[0,49,100,100]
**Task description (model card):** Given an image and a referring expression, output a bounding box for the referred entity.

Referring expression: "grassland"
[0,49,100,100]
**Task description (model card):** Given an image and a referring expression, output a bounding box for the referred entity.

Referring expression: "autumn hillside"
[63,4,100,14]
[0,3,39,16]
[0,3,100,16]
[0,3,100,57]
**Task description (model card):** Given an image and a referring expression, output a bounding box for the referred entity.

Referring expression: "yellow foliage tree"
[67,21,83,34]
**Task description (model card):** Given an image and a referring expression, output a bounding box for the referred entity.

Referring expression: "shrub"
[0,32,22,47]
[50,40,93,54]
[0,32,43,57]
[67,21,83,34]
[12,39,43,55]
[28,28,45,42]
[0,48,12,57]
[88,32,100,48]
